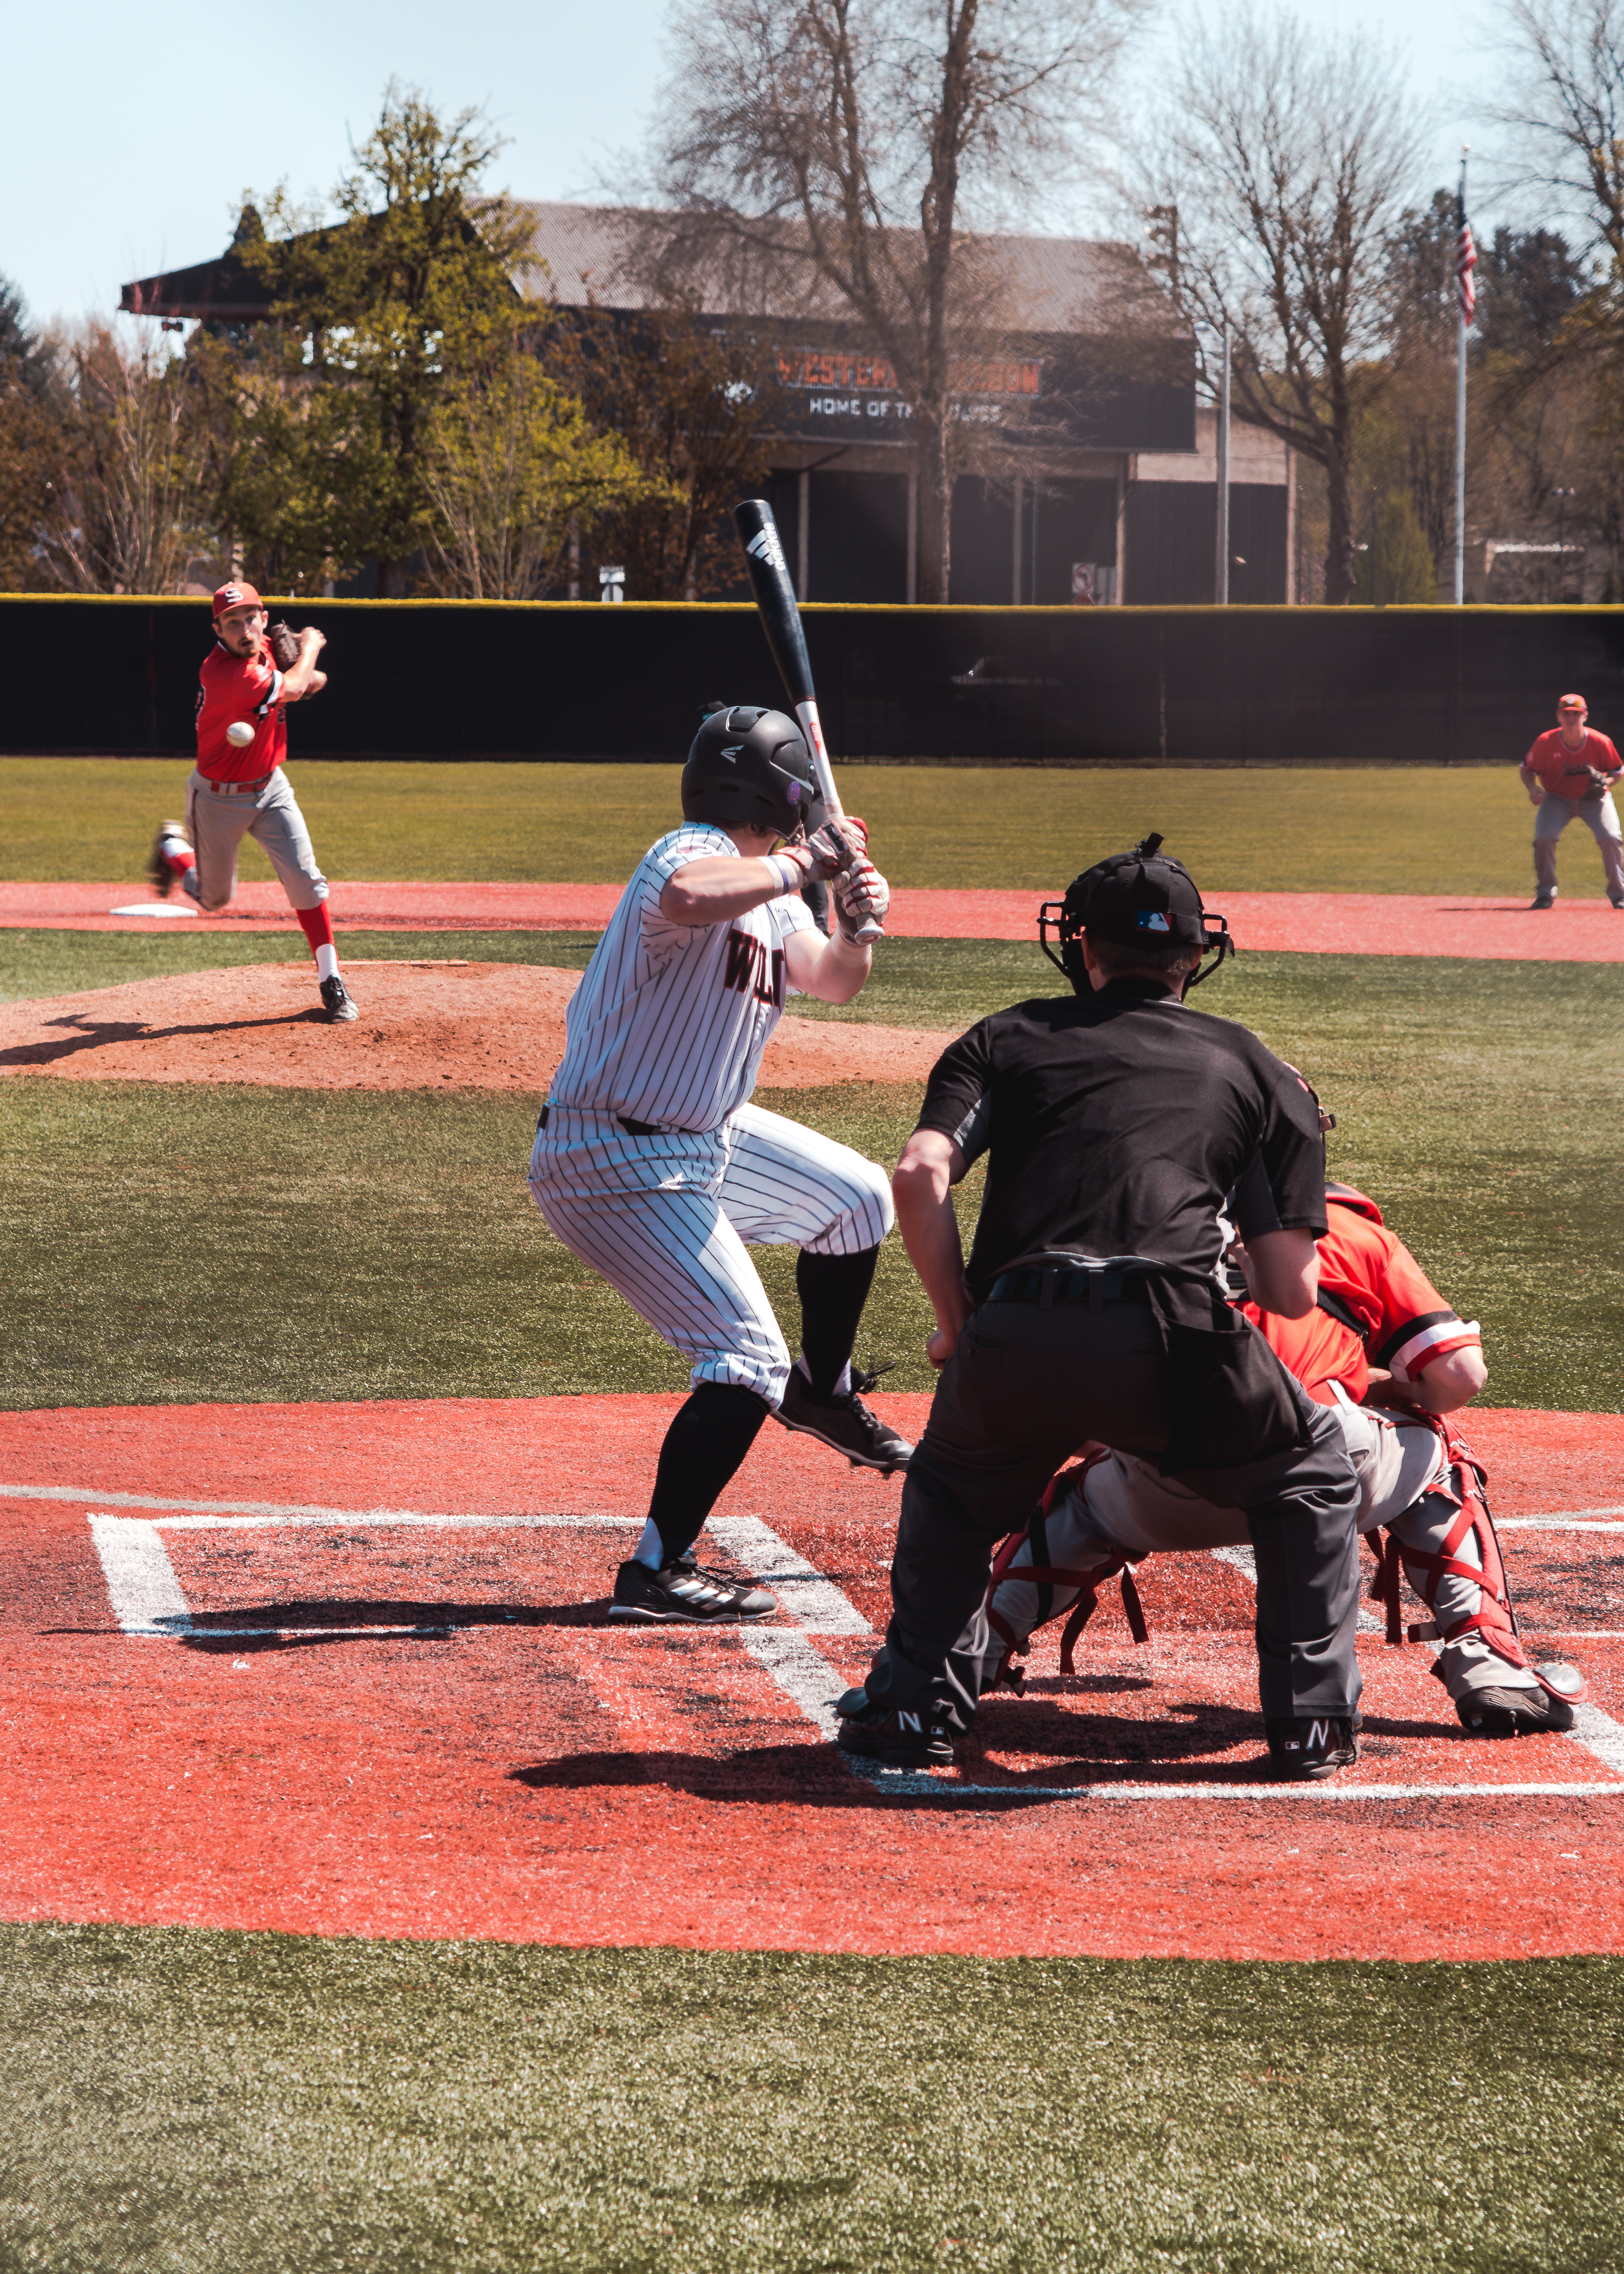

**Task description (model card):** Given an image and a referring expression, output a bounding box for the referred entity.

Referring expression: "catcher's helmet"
[1039,833,1233,992]
[681,705,824,840]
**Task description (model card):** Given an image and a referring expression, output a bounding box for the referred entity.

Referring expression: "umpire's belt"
[984,1266,1151,1311]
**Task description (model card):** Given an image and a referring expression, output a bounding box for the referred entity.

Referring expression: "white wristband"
[765,854,805,896]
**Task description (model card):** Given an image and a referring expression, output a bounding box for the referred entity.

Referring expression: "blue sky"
[7,0,1497,331]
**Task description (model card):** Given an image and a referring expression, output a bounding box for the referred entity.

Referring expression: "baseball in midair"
[225,721,256,748]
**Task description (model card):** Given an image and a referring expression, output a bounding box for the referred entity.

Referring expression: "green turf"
[0,1926,1619,2274]
[0,758,1573,894]
[1,945,1620,1411]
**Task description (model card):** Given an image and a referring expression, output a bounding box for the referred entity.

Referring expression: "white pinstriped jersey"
[548,825,817,1133]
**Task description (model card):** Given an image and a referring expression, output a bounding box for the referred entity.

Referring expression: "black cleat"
[319,975,359,1023]
[775,1365,913,1474]
[148,821,189,898]
[834,1688,954,1768]
[608,1556,775,1625]
[1456,1685,1575,1737]
[1266,1715,1359,1781]
[1530,891,1556,909]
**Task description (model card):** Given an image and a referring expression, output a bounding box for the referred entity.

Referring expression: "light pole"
[1196,320,1232,604]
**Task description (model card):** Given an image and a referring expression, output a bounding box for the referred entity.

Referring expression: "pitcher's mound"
[0,962,947,1091]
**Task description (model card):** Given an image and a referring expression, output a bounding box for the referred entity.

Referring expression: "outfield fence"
[4,594,1622,764]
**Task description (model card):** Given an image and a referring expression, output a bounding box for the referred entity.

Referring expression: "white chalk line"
[76,1494,1624,1801]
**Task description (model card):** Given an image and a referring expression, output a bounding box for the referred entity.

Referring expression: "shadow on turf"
[0,1009,327,1065]
[159,1598,610,1650]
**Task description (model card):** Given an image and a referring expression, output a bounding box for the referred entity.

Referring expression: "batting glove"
[836,858,889,942]
[802,817,869,880]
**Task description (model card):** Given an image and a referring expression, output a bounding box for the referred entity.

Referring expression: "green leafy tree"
[235,84,537,593]
[420,336,665,598]
[1352,488,1438,604]
[0,274,62,590]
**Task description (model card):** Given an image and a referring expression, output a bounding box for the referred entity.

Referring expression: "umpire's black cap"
[1040,834,1234,990]
[1069,834,1211,950]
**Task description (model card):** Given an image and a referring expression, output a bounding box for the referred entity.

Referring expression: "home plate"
[107,902,195,918]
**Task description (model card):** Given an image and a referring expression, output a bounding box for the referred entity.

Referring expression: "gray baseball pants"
[858,1296,1364,1732]
[1533,791,1624,899]
[182,767,329,912]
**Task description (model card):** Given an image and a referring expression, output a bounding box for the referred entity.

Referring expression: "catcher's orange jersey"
[1522,726,1621,799]
[195,643,287,782]
[1245,1185,1480,1405]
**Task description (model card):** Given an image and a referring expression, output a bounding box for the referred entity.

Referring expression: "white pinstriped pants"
[527,1102,895,1406]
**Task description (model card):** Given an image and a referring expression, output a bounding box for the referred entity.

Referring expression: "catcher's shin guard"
[983,1453,1149,1693]
[1369,1416,1585,1706]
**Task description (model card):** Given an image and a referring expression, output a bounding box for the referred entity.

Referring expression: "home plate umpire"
[837,835,1367,1780]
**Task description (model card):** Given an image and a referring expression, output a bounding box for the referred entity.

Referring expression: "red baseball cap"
[212,580,263,618]
[1558,691,1587,711]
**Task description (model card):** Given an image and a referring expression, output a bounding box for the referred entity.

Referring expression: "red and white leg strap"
[986,1455,1149,1680]
[1368,1416,1583,1704]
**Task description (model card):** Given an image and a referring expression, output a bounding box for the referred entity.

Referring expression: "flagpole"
[1454,148,1470,606]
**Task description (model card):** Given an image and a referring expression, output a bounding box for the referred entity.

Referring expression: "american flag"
[1455,194,1477,326]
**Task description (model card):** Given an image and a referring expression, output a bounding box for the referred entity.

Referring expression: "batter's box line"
[73,1493,1624,1803]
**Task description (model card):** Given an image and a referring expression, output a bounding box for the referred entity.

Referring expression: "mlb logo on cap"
[1136,909,1172,932]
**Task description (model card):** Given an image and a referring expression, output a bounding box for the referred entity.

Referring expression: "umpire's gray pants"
[182,767,329,913]
[859,1297,1363,1732]
[1533,792,1624,899]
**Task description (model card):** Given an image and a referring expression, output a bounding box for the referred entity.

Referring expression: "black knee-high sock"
[796,1244,881,1397]
[645,1382,770,1562]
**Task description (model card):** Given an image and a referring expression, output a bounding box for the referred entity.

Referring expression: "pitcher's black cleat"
[775,1364,913,1474]
[1265,1715,1359,1780]
[1456,1685,1575,1737]
[834,1688,954,1769]
[608,1556,775,1625]
[320,975,359,1023]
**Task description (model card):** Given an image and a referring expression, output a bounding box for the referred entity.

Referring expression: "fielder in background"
[839,839,1365,1781]
[528,704,910,1628]
[147,582,358,1023]
[1520,691,1624,910]
[986,1178,1581,1739]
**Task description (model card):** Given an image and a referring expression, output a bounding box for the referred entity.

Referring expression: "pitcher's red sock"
[296,903,340,982]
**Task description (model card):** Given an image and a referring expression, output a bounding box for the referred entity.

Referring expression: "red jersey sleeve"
[195,646,287,781]
[1367,1228,1480,1382]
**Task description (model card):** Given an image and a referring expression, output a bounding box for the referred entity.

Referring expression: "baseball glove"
[266,621,302,671]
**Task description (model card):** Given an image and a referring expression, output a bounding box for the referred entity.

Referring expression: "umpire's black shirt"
[915,979,1327,1292]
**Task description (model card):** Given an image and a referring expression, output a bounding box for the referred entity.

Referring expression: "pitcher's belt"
[983,1266,1151,1310]
[201,773,273,795]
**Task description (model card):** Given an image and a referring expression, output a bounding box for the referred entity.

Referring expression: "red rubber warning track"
[9,880,1624,958]
[4,1396,1622,1960]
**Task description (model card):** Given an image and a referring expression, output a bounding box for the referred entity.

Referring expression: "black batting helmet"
[1039,834,1234,992]
[681,705,824,841]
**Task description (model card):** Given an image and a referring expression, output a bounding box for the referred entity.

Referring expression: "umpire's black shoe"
[319,975,359,1023]
[608,1556,776,1625]
[1456,1684,1575,1737]
[834,1688,954,1769]
[1530,890,1556,909]
[1265,1715,1359,1780]
[775,1365,913,1474]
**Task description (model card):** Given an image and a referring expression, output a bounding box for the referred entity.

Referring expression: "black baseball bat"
[731,497,882,941]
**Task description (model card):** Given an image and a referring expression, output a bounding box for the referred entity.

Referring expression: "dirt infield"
[3,1394,1621,1961]
[0,962,944,1090]
[10,879,1624,958]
